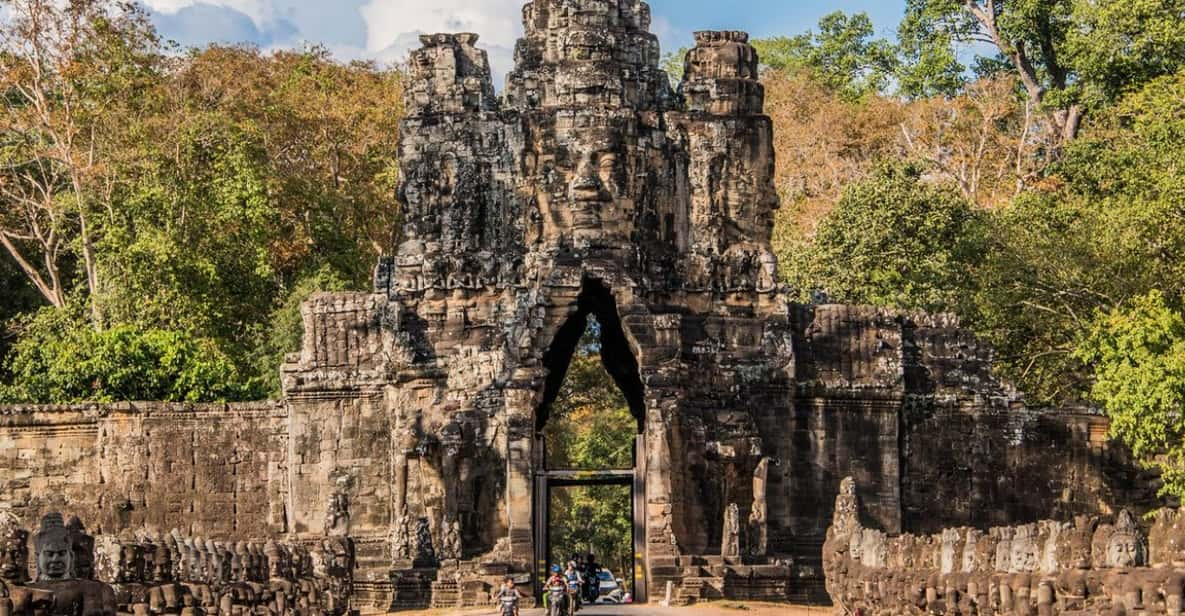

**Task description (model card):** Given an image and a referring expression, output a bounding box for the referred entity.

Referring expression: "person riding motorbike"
[564,561,583,615]
[582,553,600,604]
[545,566,568,616]
[496,577,522,616]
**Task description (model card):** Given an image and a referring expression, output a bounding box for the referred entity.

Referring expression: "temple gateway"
[0,1,1155,612]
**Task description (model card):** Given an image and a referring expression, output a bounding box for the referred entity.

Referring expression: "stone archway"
[532,277,649,603]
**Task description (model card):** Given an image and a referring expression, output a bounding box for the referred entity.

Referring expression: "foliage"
[752,12,897,100]
[0,0,163,324]
[544,318,637,470]
[544,317,638,585]
[782,161,985,314]
[899,0,1185,143]
[895,0,968,97]
[0,304,260,403]
[967,68,1185,403]
[0,1,400,402]
[549,485,633,590]
[764,69,904,261]
[1076,291,1185,498]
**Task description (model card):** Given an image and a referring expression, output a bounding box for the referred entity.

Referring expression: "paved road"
[468,604,823,616]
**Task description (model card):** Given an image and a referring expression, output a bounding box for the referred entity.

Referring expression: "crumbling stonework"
[0,0,1156,610]
[823,478,1185,615]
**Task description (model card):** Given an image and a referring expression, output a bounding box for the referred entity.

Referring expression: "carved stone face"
[0,524,28,583]
[36,534,73,581]
[153,545,173,583]
[1106,533,1144,568]
[230,554,246,582]
[71,536,95,580]
[543,114,628,245]
[118,544,142,583]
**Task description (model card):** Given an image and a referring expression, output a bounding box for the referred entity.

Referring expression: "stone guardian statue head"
[1106,510,1147,568]
[0,512,29,584]
[33,512,74,582]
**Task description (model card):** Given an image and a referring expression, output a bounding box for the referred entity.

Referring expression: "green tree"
[753,12,897,99]
[1076,291,1185,498]
[543,317,638,584]
[896,0,968,97]
[968,68,1185,403]
[0,304,260,403]
[900,0,1185,144]
[783,161,986,314]
[0,0,162,325]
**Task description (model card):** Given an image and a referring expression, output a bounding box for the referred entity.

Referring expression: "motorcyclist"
[563,561,583,614]
[496,577,522,616]
[545,566,568,616]
[582,553,600,604]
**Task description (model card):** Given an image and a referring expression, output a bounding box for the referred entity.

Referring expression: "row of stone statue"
[829,562,1185,615]
[823,477,1185,614]
[0,512,353,616]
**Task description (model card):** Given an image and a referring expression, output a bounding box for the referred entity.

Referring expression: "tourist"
[545,566,567,616]
[581,554,599,603]
[563,562,583,613]
[496,577,521,616]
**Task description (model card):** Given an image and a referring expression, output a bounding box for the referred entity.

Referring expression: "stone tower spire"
[506,0,669,111]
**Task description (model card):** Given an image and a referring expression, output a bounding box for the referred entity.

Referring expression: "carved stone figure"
[413,519,436,568]
[33,514,73,582]
[439,519,462,562]
[748,458,769,558]
[324,491,350,538]
[1106,510,1147,569]
[722,503,742,559]
[389,506,415,564]
[0,513,52,616]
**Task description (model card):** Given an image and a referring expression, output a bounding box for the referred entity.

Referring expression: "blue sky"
[140,1,908,82]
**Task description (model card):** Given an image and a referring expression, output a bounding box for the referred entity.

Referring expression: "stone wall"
[0,1,1161,610]
[824,477,1185,614]
[0,402,288,539]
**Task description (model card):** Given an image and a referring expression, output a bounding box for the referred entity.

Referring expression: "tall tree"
[0,0,161,326]
[1077,291,1185,499]
[901,0,1185,145]
[752,12,897,100]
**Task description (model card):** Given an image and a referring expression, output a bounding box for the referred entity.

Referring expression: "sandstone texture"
[824,478,1185,615]
[0,1,1156,611]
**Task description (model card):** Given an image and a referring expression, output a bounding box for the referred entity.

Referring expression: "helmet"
[551,565,561,573]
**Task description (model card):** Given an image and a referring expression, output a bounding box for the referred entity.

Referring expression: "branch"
[0,229,60,306]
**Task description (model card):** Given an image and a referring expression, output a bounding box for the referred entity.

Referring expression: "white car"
[595,570,626,603]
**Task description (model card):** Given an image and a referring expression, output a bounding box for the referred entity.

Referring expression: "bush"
[0,306,262,403]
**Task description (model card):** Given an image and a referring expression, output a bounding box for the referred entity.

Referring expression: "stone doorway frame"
[532,436,648,604]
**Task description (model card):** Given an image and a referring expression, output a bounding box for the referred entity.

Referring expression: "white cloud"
[141,0,527,83]
[359,0,523,83]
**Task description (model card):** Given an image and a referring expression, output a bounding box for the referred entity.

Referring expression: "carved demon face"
[0,526,28,583]
[1106,533,1144,568]
[118,544,143,583]
[36,532,73,581]
[153,545,174,583]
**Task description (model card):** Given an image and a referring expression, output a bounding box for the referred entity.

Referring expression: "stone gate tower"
[276,0,1143,607]
[0,0,1147,610]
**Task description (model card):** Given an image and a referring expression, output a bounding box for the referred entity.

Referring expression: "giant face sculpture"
[541,112,630,246]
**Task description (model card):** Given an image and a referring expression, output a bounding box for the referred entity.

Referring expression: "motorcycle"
[498,592,519,616]
[566,582,581,616]
[546,585,568,616]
